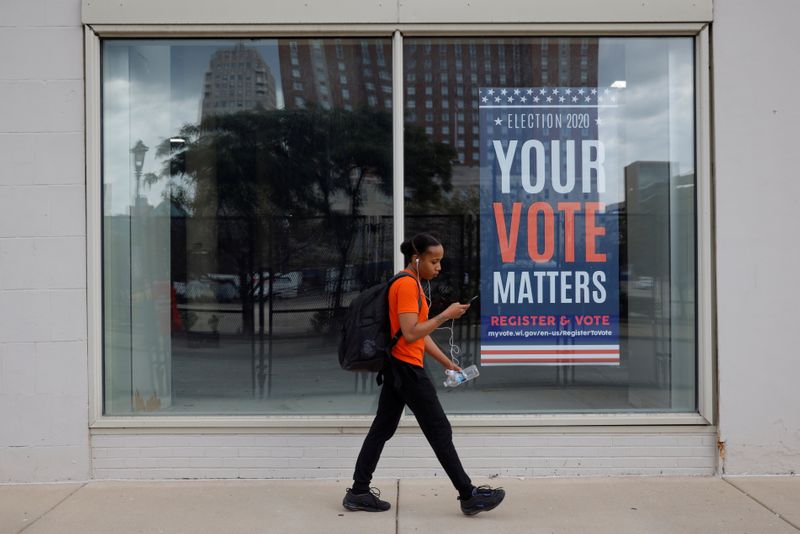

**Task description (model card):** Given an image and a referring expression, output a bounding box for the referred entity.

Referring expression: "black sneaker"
[343,487,391,512]
[458,485,505,516]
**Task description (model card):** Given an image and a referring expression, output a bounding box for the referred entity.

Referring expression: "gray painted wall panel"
[714,0,800,474]
[82,0,712,25]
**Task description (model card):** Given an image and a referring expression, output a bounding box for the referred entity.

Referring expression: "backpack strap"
[387,271,422,349]
[377,272,423,386]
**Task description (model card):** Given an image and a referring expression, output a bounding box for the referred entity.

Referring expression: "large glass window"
[404,37,696,413]
[102,39,394,414]
[101,35,697,417]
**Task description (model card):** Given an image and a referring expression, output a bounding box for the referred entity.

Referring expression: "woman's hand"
[441,302,470,321]
[448,363,463,372]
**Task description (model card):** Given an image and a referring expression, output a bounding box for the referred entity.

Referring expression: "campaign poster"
[479,87,621,366]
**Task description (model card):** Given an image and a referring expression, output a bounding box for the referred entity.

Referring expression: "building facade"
[0,0,798,482]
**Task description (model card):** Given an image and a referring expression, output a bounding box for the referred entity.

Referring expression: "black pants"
[352,357,473,496]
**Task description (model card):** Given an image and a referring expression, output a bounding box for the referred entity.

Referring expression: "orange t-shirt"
[388,270,429,367]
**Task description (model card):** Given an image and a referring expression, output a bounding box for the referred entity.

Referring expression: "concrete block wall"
[0,0,90,482]
[714,0,800,474]
[91,430,717,480]
[3,0,799,482]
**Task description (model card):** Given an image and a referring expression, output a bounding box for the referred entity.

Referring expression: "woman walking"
[343,233,505,516]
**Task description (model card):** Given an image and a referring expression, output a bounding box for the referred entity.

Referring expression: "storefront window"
[101,35,697,417]
[404,37,696,413]
[102,38,394,414]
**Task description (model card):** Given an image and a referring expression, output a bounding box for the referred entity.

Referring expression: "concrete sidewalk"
[2,476,798,534]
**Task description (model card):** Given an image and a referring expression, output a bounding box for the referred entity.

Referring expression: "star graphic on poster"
[482,96,488,103]
[520,96,527,103]
[539,88,547,95]
[513,88,521,95]
[501,88,507,95]
[585,96,591,102]
[572,96,578,103]
[565,88,572,95]
[578,88,585,95]
[526,88,534,95]
[494,117,503,126]
[507,96,514,103]
[604,88,610,94]
[559,96,565,102]
[552,88,559,94]
[488,89,495,95]
[591,88,597,95]
[533,96,540,102]
[546,96,553,103]
[494,96,501,103]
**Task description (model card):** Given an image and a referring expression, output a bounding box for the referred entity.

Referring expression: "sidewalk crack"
[395,478,400,534]
[17,482,88,534]
[723,477,800,532]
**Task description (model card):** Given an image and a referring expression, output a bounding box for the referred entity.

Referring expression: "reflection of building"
[201,43,277,118]
[194,43,278,284]
[612,160,695,291]
[624,161,672,279]
[278,39,392,111]
[622,161,696,407]
[405,38,599,164]
[278,39,394,214]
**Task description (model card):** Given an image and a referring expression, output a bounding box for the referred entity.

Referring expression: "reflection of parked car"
[250,271,302,299]
[174,275,240,303]
[633,276,655,290]
[208,275,239,302]
[185,279,216,301]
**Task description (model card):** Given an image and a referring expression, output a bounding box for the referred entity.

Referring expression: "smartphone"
[463,295,478,304]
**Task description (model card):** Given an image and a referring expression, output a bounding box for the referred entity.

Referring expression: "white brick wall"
[91,431,717,480]
[0,0,89,483]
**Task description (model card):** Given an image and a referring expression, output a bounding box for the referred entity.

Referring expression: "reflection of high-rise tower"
[404,38,599,165]
[278,39,392,112]
[190,44,277,283]
[201,43,277,119]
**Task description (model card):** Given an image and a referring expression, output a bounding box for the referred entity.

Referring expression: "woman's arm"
[424,335,461,371]
[398,302,469,344]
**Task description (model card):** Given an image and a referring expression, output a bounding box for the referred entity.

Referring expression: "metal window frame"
[85,22,714,430]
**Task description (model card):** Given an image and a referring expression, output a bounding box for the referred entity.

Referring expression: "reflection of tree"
[147,106,454,330]
[404,122,456,214]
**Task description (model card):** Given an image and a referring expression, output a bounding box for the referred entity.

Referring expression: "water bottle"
[443,364,480,388]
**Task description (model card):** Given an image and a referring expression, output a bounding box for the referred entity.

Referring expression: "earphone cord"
[422,279,461,368]
[440,318,461,367]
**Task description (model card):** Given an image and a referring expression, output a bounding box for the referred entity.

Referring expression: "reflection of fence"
[170,209,691,398]
[173,214,397,397]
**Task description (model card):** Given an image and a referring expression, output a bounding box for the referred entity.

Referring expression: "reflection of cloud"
[598,38,695,204]
[103,41,284,215]
[104,74,202,214]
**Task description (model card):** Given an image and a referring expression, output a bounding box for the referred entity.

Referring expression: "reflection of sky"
[103,40,283,215]
[467,37,695,208]
[102,37,695,214]
[598,38,695,205]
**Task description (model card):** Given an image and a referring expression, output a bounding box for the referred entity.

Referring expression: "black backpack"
[338,272,420,376]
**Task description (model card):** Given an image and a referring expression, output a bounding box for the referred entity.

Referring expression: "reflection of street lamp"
[131,140,149,200]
